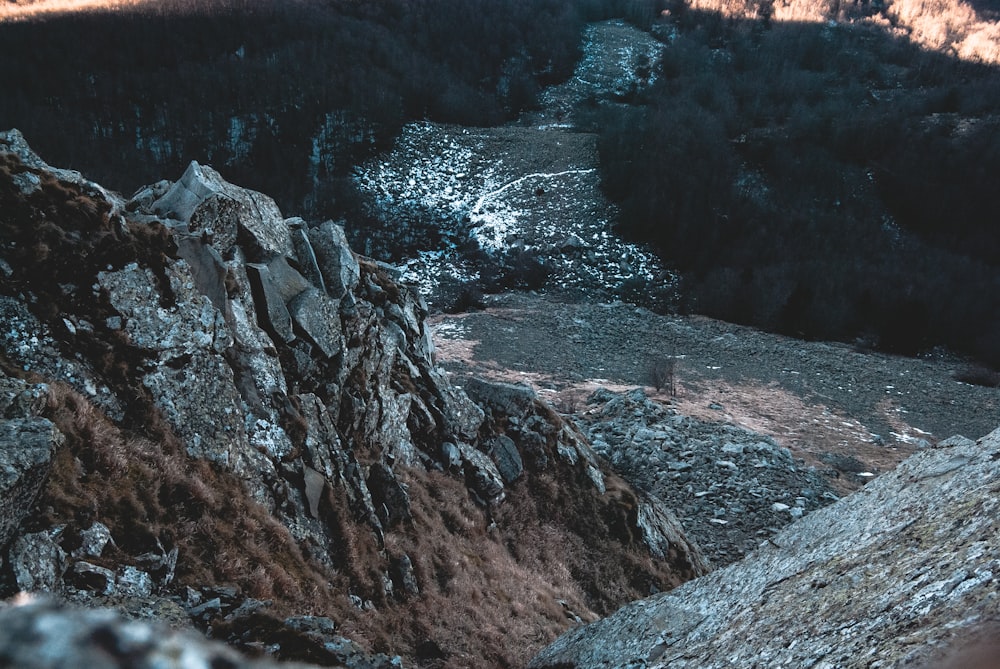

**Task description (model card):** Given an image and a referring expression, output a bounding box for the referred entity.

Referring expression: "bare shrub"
[954,364,1000,388]
[500,250,550,290]
[648,355,678,396]
[446,282,485,313]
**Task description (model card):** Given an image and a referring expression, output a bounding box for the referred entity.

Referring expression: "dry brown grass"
[38,382,335,609]
[343,468,589,668]
[32,381,689,667]
[338,461,699,668]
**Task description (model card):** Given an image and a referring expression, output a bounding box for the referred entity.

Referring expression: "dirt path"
[430,292,999,493]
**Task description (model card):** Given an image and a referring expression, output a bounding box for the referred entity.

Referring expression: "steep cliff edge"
[530,429,1000,668]
[0,129,706,667]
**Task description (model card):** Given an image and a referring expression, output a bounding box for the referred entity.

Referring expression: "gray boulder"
[390,553,420,597]
[462,377,538,419]
[0,418,61,549]
[68,561,116,595]
[0,378,48,419]
[71,522,114,559]
[432,373,485,443]
[153,161,293,260]
[530,428,1000,669]
[0,297,121,420]
[98,260,232,360]
[271,614,402,668]
[367,462,412,527]
[246,262,296,344]
[287,218,327,294]
[283,614,337,637]
[289,288,344,358]
[10,530,66,592]
[141,351,246,467]
[486,435,524,484]
[296,394,383,537]
[308,220,360,299]
[440,441,462,471]
[634,492,707,570]
[265,255,313,304]
[116,566,155,598]
[0,599,322,669]
[224,246,288,407]
[458,442,506,505]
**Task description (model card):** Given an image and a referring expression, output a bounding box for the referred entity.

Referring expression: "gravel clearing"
[430,291,999,493]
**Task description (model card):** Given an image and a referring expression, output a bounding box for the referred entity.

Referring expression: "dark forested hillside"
[0,0,625,218]
[4,0,1000,368]
[590,9,1000,367]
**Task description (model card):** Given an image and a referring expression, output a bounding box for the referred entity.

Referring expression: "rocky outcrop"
[0,418,59,550]
[577,388,838,566]
[0,129,706,666]
[0,376,59,551]
[530,429,1000,669]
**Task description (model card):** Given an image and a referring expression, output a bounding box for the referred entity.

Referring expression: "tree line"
[0,0,632,218]
[588,6,1000,367]
[4,0,1000,367]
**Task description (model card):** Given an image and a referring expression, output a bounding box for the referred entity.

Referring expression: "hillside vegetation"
[688,0,1000,62]
[0,0,635,218]
[591,2,1000,366]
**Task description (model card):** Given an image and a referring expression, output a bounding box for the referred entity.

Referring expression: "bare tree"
[648,354,678,397]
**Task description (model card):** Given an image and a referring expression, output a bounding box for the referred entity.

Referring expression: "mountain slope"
[0,129,706,667]
[531,428,1000,668]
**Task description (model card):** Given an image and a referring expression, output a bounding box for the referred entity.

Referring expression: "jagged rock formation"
[530,429,1000,669]
[0,129,706,667]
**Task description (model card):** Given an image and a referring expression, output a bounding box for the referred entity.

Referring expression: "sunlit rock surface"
[531,429,1000,669]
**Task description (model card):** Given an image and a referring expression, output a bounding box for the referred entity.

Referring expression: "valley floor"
[430,291,1000,496]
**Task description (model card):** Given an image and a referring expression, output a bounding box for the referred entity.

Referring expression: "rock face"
[530,428,1000,669]
[0,418,59,549]
[0,129,706,666]
[0,377,60,550]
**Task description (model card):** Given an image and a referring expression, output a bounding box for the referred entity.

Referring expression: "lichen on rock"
[0,130,708,667]
[530,428,1000,669]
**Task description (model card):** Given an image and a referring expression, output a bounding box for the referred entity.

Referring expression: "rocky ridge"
[530,428,1000,669]
[0,129,706,667]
